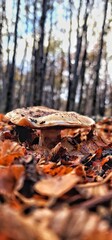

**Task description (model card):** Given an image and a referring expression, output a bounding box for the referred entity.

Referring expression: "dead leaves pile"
[0,114,112,240]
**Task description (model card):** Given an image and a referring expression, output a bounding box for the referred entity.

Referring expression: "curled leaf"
[0,165,25,196]
[0,140,25,165]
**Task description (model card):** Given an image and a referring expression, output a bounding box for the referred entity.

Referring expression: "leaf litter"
[0,112,111,240]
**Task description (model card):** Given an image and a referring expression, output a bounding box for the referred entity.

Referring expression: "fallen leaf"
[34,172,80,197]
[0,165,24,196]
[11,164,25,180]
[0,140,25,165]
[77,172,112,188]
[0,166,16,195]
[0,205,59,240]
[0,232,10,240]
[42,162,73,176]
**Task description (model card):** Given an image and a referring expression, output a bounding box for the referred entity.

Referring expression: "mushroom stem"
[40,128,61,149]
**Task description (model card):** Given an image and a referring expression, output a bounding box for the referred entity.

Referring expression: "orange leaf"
[9,197,23,211]
[0,114,5,121]
[42,163,73,176]
[0,166,16,195]
[11,164,25,180]
[0,165,25,196]
[101,156,110,166]
[75,164,86,177]
[0,232,9,240]
[95,148,102,158]
[0,140,26,165]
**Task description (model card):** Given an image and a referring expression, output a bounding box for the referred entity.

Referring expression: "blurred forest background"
[0,0,112,117]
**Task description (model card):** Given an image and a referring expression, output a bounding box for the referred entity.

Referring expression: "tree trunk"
[50,58,55,109]
[5,18,10,80]
[33,0,48,106]
[67,0,82,111]
[91,0,109,116]
[69,0,90,111]
[57,50,64,109]
[99,56,108,116]
[44,0,53,80]
[66,0,73,111]
[0,0,5,108]
[77,46,87,114]
[77,0,94,114]
[5,0,21,112]
[110,84,112,116]
[16,41,28,107]
[67,0,90,111]
[16,0,29,107]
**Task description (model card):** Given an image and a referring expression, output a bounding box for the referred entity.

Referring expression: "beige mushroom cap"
[5,106,95,129]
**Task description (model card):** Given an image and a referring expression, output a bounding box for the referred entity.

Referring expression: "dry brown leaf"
[0,205,59,240]
[11,164,25,180]
[41,162,73,176]
[77,172,112,188]
[34,172,80,197]
[0,112,111,240]
[0,165,24,196]
[82,230,112,240]
[49,207,110,240]
[0,166,16,195]
[0,140,25,165]
[0,234,10,240]
[77,184,108,199]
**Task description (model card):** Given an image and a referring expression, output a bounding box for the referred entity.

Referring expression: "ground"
[0,114,112,240]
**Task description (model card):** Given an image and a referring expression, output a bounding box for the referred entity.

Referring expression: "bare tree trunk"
[66,0,73,111]
[0,0,4,77]
[45,50,55,108]
[16,41,28,107]
[0,0,5,109]
[77,0,94,114]
[5,18,10,79]
[67,0,82,111]
[92,0,109,116]
[69,0,90,111]
[50,58,55,109]
[77,44,87,114]
[5,0,21,112]
[82,82,90,115]
[25,0,38,107]
[44,0,53,80]
[57,49,64,109]
[110,84,112,116]
[99,55,108,116]
[16,0,29,107]
[33,0,48,106]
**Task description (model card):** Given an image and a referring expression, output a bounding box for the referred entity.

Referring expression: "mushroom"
[6,106,95,148]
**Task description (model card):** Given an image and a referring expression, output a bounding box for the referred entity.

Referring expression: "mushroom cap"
[5,106,95,128]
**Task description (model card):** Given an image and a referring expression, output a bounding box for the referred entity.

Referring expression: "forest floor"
[0,114,112,240]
